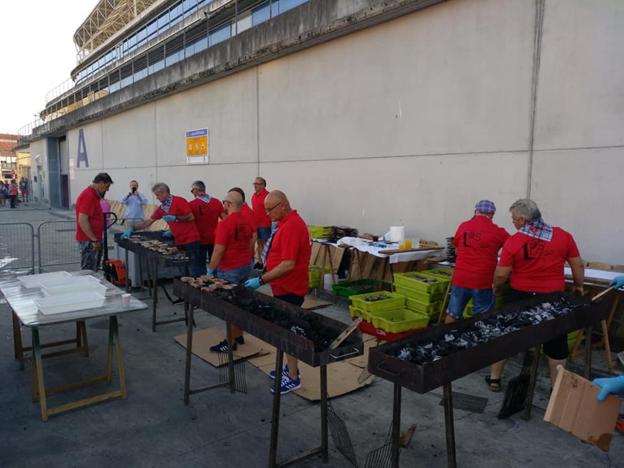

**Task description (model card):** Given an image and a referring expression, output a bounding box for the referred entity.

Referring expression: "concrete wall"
[67,0,624,263]
[28,139,48,203]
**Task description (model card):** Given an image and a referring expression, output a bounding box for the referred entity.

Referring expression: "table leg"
[391,382,402,468]
[320,364,329,463]
[269,350,284,468]
[226,322,235,394]
[443,383,457,468]
[124,247,130,292]
[111,316,127,399]
[78,320,89,357]
[106,316,115,384]
[584,325,593,378]
[601,320,614,373]
[32,327,48,422]
[523,346,541,420]
[184,303,194,406]
[12,311,24,368]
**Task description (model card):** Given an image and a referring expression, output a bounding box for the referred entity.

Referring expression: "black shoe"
[209,339,237,353]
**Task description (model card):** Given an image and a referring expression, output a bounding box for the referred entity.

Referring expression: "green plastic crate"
[395,283,445,303]
[350,291,406,313]
[419,267,454,281]
[393,272,449,297]
[308,225,332,239]
[366,308,430,333]
[333,279,392,297]
[308,266,323,289]
[349,306,367,320]
[406,297,443,318]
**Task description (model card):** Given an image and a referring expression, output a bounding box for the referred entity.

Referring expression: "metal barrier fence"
[0,223,35,276]
[37,221,81,273]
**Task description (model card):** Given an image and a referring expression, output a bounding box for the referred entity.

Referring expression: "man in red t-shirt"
[189,180,224,272]
[75,173,113,271]
[206,191,254,352]
[228,187,257,263]
[251,177,272,267]
[446,200,510,324]
[122,182,204,277]
[244,190,311,395]
[488,199,584,390]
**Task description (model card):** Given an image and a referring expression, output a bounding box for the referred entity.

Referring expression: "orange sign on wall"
[186,128,209,163]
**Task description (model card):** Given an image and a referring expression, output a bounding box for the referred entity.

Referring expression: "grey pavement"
[0,208,622,467]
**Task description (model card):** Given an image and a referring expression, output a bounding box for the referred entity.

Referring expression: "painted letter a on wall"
[77,129,89,168]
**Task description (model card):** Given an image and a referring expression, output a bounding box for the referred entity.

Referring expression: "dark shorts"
[274,293,305,308]
[508,289,568,360]
[447,286,494,319]
[257,226,272,241]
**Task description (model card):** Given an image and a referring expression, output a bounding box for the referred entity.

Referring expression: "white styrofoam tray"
[42,275,107,297]
[18,271,72,289]
[35,291,106,315]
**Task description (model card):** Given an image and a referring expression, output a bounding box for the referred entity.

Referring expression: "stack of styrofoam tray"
[42,275,107,297]
[18,271,72,289]
[35,291,106,315]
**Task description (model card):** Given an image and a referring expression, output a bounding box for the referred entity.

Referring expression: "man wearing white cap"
[446,200,510,327]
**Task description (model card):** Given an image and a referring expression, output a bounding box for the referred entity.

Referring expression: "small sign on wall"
[186,128,209,164]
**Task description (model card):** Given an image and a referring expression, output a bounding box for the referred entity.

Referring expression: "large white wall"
[67,0,624,263]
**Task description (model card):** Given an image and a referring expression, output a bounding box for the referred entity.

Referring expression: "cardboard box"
[544,366,620,451]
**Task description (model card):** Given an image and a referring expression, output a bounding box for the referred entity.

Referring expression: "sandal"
[485,376,502,392]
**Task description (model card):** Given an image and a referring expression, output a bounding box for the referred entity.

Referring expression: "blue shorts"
[216,262,253,284]
[257,227,271,241]
[447,286,494,319]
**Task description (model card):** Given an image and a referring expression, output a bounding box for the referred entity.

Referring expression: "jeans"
[216,262,253,283]
[447,286,495,319]
[178,241,205,277]
[78,241,99,271]
[198,244,214,271]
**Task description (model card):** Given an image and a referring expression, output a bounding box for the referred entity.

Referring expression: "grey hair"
[151,182,170,194]
[509,199,541,221]
[192,180,205,192]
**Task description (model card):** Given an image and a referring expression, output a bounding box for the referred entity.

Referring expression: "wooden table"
[1,271,147,421]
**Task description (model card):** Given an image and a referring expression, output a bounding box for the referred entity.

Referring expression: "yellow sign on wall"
[186,128,209,162]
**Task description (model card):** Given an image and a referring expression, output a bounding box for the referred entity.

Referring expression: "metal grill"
[364,424,393,468]
[217,352,248,394]
[37,221,81,273]
[328,401,358,467]
[0,223,35,276]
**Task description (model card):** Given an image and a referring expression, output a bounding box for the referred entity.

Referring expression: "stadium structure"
[16,0,624,264]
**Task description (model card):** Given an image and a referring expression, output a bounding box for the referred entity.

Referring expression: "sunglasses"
[265,202,281,214]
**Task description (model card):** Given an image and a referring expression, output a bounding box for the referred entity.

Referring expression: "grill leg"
[184,303,194,406]
[522,346,541,420]
[151,260,159,332]
[320,364,328,463]
[584,325,592,378]
[226,322,235,394]
[269,350,284,468]
[391,382,402,468]
[124,248,130,292]
[443,383,457,468]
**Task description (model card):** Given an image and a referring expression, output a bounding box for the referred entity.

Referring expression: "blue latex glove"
[244,277,262,289]
[162,230,173,239]
[163,215,176,223]
[593,376,624,401]
[610,276,624,290]
[207,267,215,276]
[121,228,133,239]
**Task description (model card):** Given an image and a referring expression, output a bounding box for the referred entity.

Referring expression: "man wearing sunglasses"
[244,190,311,394]
[189,180,223,272]
[251,177,271,268]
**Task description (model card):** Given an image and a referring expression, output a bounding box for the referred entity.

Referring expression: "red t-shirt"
[189,196,223,245]
[452,216,510,289]
[241,203,257,230]
[75,186,104,241]
[251,189,271,228]
[214,211,254,271]
[267,210,311,297]
[151,195,199,245]
[498,227,580,293]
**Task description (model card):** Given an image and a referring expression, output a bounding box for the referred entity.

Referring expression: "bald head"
[265,190,291,221]
[223,191,243,214]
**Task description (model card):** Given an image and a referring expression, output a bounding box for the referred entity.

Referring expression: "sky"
[0,1,98,134]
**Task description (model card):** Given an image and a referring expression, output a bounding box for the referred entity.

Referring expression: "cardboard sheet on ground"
[245,337,375,401]
[175,328,270,367]
[260,290,333,310]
